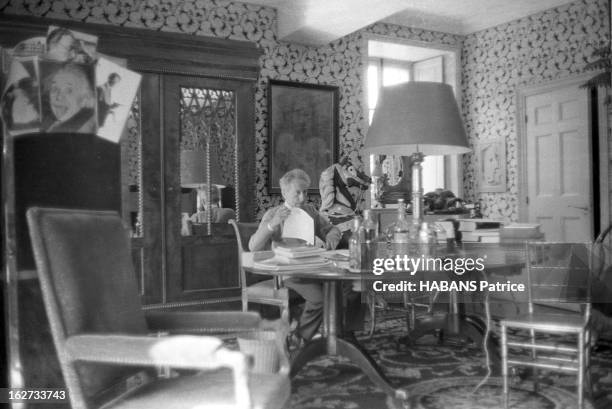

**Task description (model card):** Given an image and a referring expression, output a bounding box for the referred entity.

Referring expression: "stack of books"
[499,223,544,243]
[253,245,330,271]
[458,218,504,243]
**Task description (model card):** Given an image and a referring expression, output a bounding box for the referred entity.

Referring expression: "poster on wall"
[95,57,141,143]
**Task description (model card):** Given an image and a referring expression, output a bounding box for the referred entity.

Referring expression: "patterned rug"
[290,313,612,409]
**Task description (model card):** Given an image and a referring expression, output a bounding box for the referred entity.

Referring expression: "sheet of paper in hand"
[282,207,314,245]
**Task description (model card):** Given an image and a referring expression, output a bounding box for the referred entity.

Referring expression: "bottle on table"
[417,221,437,257]
[387,199,411,257]
[349,216,363,271]
[362,209,379,270]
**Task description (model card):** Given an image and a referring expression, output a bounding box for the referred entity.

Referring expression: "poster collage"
[0,26,141,143]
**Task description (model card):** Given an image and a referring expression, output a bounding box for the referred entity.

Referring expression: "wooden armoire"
[1,14,261,401]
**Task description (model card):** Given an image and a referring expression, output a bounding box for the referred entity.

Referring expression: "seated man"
[191,185,236,224]
[249,169,341,341]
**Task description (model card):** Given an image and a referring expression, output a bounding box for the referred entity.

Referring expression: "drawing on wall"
[477,139,506,193]
[268,80,338,193]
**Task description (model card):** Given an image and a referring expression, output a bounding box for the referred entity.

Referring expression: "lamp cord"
[473,270,492,393]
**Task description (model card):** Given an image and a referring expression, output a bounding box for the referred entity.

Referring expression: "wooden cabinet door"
[162,75,254,304]
[131,72,164,305]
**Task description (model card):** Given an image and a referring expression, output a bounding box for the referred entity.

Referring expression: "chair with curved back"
[229,219,290,323]
[27,207,290,409]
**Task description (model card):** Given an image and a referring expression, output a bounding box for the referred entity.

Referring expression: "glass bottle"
[362,209,378,270]
[349,216,363,271]
[417,222,437,257]
[390,199,411,257]
[362,209,378,242]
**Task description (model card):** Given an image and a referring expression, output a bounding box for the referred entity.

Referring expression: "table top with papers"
[243,242,526,280]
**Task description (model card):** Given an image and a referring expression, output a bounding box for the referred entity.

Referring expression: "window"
[367,56,445,193]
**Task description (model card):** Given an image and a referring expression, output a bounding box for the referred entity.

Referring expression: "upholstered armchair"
[26,207,290,409]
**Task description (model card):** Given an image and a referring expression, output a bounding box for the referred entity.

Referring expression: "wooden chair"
[229,219,290,323]
[27,207,290,409]
[500,241,593,409]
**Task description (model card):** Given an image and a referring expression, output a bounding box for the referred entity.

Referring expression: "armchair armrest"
[65,334,251,408]
[144,311,291,376]
[145,310,262,334]
[66,334,226,368]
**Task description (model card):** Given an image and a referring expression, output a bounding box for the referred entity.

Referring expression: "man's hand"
[325,228,342,250]
[269,206,291,230]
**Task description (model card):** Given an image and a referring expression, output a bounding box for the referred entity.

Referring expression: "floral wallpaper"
[1,0,463,218]
[2,0,608,221]
[461,0,609,220]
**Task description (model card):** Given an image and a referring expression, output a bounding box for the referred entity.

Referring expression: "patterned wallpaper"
[461,0,609,220]
[2,0,608,221]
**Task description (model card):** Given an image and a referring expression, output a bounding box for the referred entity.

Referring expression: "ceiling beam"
[277,0,412,45]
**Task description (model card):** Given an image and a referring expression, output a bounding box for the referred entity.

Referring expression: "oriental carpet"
[289,313,612,409]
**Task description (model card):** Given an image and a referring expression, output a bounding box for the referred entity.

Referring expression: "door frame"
[516,73,606,237]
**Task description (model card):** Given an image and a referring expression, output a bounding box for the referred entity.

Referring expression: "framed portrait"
[477,139,506,193]
[268,80,339,193]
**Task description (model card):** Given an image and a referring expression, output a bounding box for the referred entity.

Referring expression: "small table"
[243,251,410,406]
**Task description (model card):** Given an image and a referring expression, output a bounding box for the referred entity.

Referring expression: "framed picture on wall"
[268,80,339,193]
[477,139,506,193]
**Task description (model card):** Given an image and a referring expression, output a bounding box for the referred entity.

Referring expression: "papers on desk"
[253,254,331,271]
[282,207,315,245]
[273,245,326,259]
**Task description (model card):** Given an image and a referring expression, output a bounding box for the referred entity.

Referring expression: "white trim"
[516,72,601,225]
[597,86,610,233]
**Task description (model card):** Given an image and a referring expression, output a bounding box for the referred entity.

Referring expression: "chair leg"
[367,293,376,339]
[585,330,594,400]
[501,324,509,409]
[529,328,539,392]
[578,332,585,409]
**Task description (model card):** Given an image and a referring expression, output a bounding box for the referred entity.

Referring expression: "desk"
[243,251,410,406]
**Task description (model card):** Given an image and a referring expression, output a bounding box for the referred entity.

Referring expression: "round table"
[243,243,526,405]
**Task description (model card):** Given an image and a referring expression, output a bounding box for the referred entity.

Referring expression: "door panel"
[526,85,591,241]
[136,73,164,304]
[163,75,247,303]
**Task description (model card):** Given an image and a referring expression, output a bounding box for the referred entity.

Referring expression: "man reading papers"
[249,169,341,342]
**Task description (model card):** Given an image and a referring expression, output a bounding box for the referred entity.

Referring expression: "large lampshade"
[365,82,470,155]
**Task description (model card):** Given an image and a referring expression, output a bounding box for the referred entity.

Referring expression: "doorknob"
[568,205,589,212]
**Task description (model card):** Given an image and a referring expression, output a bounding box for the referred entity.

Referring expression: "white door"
[525,84,591,241]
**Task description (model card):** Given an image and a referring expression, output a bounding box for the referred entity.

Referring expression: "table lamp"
[365,81,470,229]
[180,149,223,234]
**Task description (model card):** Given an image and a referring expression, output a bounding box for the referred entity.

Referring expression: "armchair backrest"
[229,219,259,288]
[27,207,150,407]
